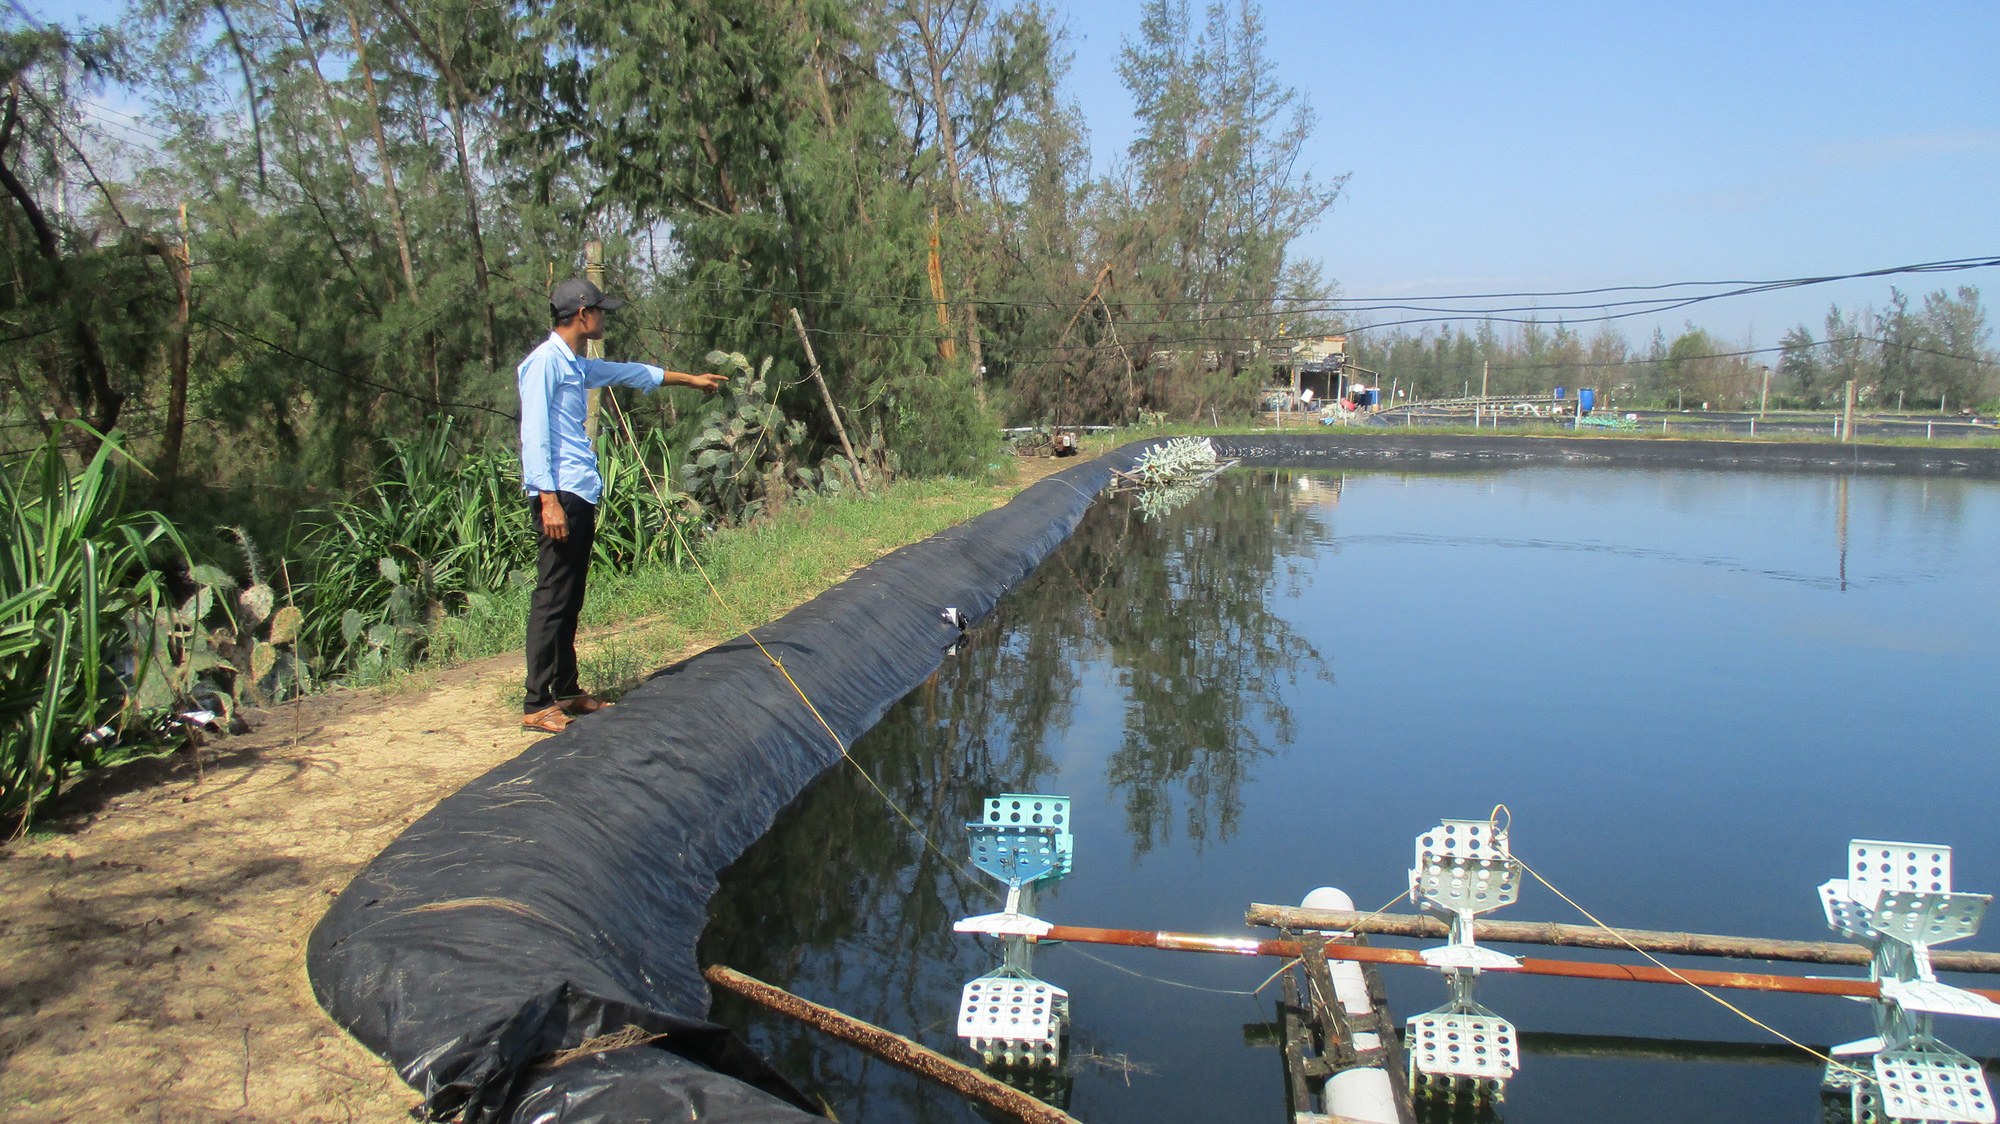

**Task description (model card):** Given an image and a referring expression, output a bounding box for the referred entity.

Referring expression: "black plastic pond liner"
[308,431,1995,1124]
[1207,431,2000,475]
[305,445,1149,1124]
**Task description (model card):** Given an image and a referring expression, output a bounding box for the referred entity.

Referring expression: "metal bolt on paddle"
[953,795,1074,1068]
[1406,819,1525,1101]
[1820,839,2000,1124]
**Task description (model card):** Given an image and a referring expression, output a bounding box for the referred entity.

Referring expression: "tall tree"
[1778,324,1822,401]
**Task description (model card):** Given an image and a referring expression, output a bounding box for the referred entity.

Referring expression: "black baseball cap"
[550,277,626,316]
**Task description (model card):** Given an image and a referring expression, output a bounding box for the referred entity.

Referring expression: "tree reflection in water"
[698,470,1330,1123]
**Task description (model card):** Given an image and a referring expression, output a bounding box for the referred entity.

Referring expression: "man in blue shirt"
[519,277,725,732]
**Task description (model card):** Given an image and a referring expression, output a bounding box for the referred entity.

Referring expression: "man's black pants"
[524,491,596,713]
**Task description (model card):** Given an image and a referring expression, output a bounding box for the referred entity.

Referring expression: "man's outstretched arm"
[580,359,727,394]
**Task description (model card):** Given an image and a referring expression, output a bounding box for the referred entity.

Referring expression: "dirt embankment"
[0,656,536,1123]
[0,452,1090,1124]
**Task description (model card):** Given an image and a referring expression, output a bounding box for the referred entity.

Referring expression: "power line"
[646,255,2000,324]
[1386,334,1996,376]
[199,314,519,421]
[626,300,2000,369]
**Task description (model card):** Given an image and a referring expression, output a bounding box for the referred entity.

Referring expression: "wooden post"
[1842,378,1856,443]
[1244,903,2000,974]
[584,240,605,439]
[706,967,1079,1124]
[790,308,868,495]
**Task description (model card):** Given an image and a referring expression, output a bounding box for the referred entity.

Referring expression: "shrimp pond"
[699,465,2000,1123]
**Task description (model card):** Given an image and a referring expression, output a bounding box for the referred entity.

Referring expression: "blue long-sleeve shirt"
[517,332,664,505]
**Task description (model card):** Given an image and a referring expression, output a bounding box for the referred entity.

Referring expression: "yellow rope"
[597,421,1884,1079]
[612,407,996,900]
[1487,804,1868,1081]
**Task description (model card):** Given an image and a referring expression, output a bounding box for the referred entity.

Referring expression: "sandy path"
[0,451,1096,1123]
[0,655,538,1122]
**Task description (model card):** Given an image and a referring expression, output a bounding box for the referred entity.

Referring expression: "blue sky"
[1052,1,2000,343]
[33,0,2000,346]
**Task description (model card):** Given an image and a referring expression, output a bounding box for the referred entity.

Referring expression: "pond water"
[699,466,2000,1124]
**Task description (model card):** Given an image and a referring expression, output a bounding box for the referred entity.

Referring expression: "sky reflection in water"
[701,467,2000,1124]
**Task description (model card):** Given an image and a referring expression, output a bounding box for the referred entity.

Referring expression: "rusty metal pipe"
[1034,925,2000,1003]
[705,966,1081,1124]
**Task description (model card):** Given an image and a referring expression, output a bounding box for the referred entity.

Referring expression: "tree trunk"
[441,64,497,369]
[287,0,390,282]
[0,127,119,440]
[151,214,193,483]
[916,8,985,401]
[344,4,420,305]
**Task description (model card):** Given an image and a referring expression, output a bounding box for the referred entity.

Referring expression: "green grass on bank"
[419,474,1029,699]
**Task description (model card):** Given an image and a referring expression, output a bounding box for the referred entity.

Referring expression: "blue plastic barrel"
[1579,388,1595,415]
[1554,386,1566,400]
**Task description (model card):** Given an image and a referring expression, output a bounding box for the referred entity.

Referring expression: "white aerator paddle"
[1406,818,1525,1102]
[1820,839,2000,1124]
[953,794,1074,1068]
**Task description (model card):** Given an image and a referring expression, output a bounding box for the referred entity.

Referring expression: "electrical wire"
[631,256,2000,317]
[198,312,519,421]
[1378,334,1997,376]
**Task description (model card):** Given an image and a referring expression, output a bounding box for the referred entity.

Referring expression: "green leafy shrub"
[592,423,703,570]
[1,428,182,824]
[883,361,997,477]
[300,415,705,678]
[300,418,534,679]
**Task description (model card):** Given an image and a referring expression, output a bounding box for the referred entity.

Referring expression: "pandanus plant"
[0,427,181,826]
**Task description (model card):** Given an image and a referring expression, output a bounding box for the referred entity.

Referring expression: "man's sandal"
[561,693,613,715]
[522,705,571,733]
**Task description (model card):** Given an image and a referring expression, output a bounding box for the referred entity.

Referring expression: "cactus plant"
[681,351,876,522]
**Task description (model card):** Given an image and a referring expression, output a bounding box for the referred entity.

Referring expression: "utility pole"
[1480,360,1489,401]
[584,240,605,440]
[1842,379,1856,443]
[1758,365,1770,419]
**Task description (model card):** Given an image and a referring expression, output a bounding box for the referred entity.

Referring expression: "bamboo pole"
[1031,925,2000,1002]
[789,308,868,495]
[1244,903,2000,975]
[705,967,1079,1124]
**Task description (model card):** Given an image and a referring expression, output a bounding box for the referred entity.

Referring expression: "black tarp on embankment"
[1207,430,2000,476]
[308,430,1994,1123]
[305,447,1146,1124]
